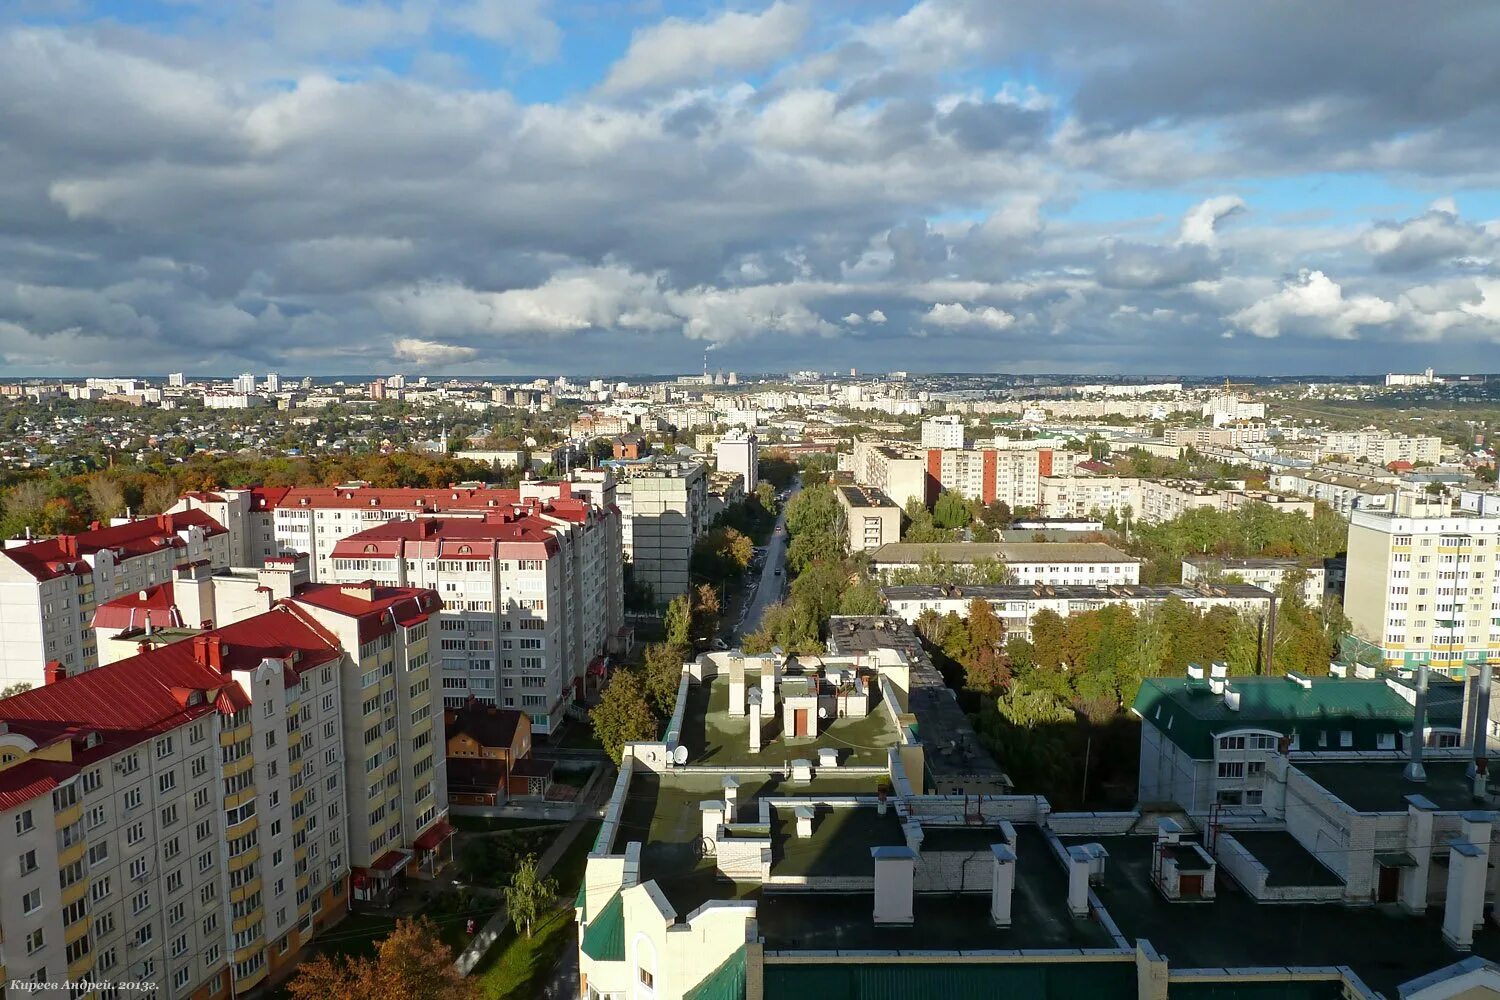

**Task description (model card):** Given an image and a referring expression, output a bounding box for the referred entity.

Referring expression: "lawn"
[472,905,575,999]
[469,819,601,999]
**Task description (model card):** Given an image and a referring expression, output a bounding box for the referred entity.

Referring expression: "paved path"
[735,479,801,638]
[453,764,615,977]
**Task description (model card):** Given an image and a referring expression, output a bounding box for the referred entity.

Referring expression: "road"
[733,478,801,639]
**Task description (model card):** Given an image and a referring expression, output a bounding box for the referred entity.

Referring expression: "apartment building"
[834,485,901,553]
[170,488,289,568]
[881,581,1274,638]
[1038,475,1143,520]
[1181,556,1326,606]
[1137,480,1314,523]
[713,429,758,493]
[1323,431,1443,466]
[868,541,1140,585]
[1269,469,1397,517]
[1345,492,1500,678]
[919,415,965,449]
[323,493,623,735]
[1163,425,1268,449]
[929,446,1069,510]
[612,459,707,606]
[851,440,930,508]
[285,584,452,901]
[0,608,354,998]
[0,512,232,690]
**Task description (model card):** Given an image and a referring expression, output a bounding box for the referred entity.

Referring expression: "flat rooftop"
[1225,829,1343,888]
[1295,758,1494,813]
[679,675,901,767]
[759,826,1117,952]
[1059,834,1500,997]
[826,616,1008,791]
[869,541,1138,565]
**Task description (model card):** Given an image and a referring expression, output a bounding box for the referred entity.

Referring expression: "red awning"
[587,656,607,676]
[370,849,411,874]
[414,819,455,852]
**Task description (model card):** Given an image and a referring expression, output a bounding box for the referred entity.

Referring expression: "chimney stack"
[1406,662,1430,783]
[990,844,1016,927]
[44,660,66,686]
[871,846,916,926]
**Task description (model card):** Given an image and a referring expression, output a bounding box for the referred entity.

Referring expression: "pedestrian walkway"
[453,765,614,976]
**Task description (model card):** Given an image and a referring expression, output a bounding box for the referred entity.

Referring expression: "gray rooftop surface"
[1224,829,1344,888]
[1296,758,1494,813]
[1059,834,1500,997]
[826,616,1009,792]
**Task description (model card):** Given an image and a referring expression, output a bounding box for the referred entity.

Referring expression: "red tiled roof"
[0,607,341,772]
[248,486,290,511]
[328,515,560,561]
[92,582,183,631]
[274,485,521,512]
[0,758,77,812]
[2,510,228,581]
[288,583,440,644]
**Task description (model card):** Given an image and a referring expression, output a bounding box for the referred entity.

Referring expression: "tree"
[286,918,478,1000]
[691,584,721,646]
[504,853,558,939]
[142,478,179,515]
[1,681,32,699]
[664,594,693,650]
[591,669,659,765]
[642,643,687,718]
[932,490,971,530]
[837,577,883,616]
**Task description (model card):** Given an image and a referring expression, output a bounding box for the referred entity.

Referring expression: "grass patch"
[468,820,602,999]
[557,724,604,750]
[552,765,594,788]
[472,905,575,999]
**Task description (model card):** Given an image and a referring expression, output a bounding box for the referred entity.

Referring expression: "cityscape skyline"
[2,2,1500,375]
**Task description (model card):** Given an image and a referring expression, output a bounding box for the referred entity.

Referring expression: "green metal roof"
[764,961,1136,1000]
[684,946,746,1000]
[1131,675,1462,760]
[574,882,586,911]
[580,891,625,962]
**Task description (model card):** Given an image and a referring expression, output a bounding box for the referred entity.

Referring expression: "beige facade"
[835,485,901,553]
[851,440,929,509]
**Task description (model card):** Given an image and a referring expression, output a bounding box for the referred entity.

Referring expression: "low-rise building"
[443,700,552,805]
[881,581,1274,638]
[1181,556,1326,605]
[868,541,1140,585]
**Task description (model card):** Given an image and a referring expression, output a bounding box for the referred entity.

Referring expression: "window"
[19,849,38,875]
[639,967,655,989]
[26,928,46,954]
[15,808,34,834]
[1377,733,1396,750]
[1338,730,1353,748]
[22,887,41,913]
[1217,762,1245,779]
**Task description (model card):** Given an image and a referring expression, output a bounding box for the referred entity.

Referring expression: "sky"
[3,2,1500,377]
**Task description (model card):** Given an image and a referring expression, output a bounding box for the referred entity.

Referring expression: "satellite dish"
[672,745,689,765]
[817,706,829,719]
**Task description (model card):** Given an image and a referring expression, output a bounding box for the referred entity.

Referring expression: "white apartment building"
[929,446,1072,510]
[1345,492,1500,678]
[323,495,623,735]
[1322,431,1443,466]
[1269,470,1396,517]
[920,415,965,450]
[167,373,185,388]
[868,541,1141,585]
[1181,557,1326,606]
[170,487,288,569]
[881,581,1274,638]
[1039,475,1144,520]
[713,429,758,493]
[264,373,280,394]
[232,373,255,395]
[0,607,356,998]
[834,485,901,553]
[0,512,232,690]
[1385,368,1441,387]
[1137,481,1314,523]
[851,440,930,509]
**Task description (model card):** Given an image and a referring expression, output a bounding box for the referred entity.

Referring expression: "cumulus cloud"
[601,2,808,94]
[1362,205,1494,272]
[392,337,480,365]
[866,309,887,323]
[923,302,1015,330]
[1179,195,1245,246]
[1229,269,1398,339]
